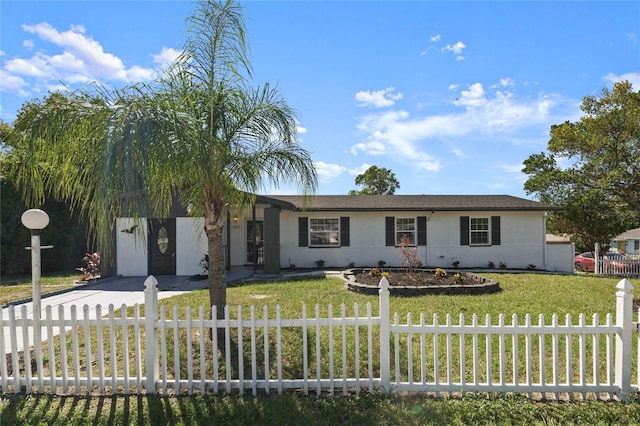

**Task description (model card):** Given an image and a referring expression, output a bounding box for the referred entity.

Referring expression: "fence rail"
[1,276,638,400]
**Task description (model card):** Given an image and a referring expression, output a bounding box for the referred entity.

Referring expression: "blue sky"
[1,1,638,199]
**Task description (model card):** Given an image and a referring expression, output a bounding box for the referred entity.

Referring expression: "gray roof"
[613,228,640,240]
[258,194,561,212]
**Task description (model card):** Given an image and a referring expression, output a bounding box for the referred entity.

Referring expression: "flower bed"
[343,268,500,296]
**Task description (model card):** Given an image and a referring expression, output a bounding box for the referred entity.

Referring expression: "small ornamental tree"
[399,233,422,272]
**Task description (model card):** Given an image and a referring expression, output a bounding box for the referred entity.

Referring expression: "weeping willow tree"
[5,0,317,315]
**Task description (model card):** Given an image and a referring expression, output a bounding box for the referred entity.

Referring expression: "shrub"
[76,252,101,281]
[369,267,380,277]
[434,268,447,277]
[378,260,386,268]
[527,264,537,270]
[315,259,325,268]
[399,234,422,272]
[347,262,355,269]
[499,261,507,269]
[487,261,495,269]
[454,273,464,284]
[452,260,460,268]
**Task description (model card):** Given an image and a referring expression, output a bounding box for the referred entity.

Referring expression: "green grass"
[169,273,624,320]
[1,392,640,425]
[2,272,640,425]
[0,272,82,306]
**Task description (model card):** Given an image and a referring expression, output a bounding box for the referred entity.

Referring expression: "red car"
[574,252,638,273]
[574,252,596,272]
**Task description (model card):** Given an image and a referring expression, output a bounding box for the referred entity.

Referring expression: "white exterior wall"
[278,210,420,268]
[116,218,148,276]
[117,217,208,277]
[117,207,568,274]
[176,218,207,276]
[545,243,575,273]
[275,209,550,270]
[426,211,545,270]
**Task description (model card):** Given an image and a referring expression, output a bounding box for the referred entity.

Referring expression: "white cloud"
[491,78,515,89]
[355,87,403,108]
[442,41,466,61]
[22,22,130,81]
[604,72,640,90]
[352,81,572,176]
[0,70,28,94]
[496,163,525,174]
[349,140,387,156]
[451,146,465,158]
[4,55,51,77]
[23,39,34,49]
[315,161,346,183]
[348,163,372,176]
[430,34,441,42]
[0,21,170,97]
[152,46,181,69]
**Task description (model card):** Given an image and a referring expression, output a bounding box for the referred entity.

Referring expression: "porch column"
[264,207,281,274]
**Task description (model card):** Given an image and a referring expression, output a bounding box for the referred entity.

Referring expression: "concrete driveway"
[1,271,256,353]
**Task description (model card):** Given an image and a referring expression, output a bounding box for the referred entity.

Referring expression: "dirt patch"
[250,294,270,299]
[354,269,471,287]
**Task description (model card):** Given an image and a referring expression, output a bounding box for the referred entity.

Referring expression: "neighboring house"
[610,228,640,256]
[116,194,572,276]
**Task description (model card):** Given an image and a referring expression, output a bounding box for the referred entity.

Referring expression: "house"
[610,228,640,256]
[115,194,572,276]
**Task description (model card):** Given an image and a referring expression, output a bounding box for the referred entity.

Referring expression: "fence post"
[615,278,633,401]
[595,242,601,275]
[144,275,159,394]
[379,276,390,394]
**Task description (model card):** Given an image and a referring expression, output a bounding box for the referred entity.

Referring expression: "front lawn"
[2,272,639,425]
[167,272,626,320]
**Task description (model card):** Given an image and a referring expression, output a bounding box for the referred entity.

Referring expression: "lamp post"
[21,208,50,317]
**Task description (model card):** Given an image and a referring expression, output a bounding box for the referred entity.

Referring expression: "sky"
[1,1,638,200]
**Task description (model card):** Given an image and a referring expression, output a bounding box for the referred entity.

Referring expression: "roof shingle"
[258,194,561,212]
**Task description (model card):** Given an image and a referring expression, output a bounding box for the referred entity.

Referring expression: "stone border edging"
[342,268,501,296]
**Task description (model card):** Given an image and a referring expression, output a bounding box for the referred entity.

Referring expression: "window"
[310,218,340,247]
[470,217,489,245]
[386,216,427,247]
[460,216,501,246]
[396,218,416,246]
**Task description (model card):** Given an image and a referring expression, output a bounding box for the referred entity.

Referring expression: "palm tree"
[6,0,317,316]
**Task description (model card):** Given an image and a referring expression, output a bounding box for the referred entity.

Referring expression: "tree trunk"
[206,222,226,320]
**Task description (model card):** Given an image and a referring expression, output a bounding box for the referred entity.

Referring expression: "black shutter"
[491,216,501,246]
[417,216,427,246]
[298,217,308,247]
[340,217,350,247]
[385,216,395,246]
[460,216,470,246]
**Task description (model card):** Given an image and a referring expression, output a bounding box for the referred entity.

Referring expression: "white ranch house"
[116,194,573,276]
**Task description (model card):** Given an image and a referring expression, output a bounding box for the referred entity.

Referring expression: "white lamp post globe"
[21,209,50,230]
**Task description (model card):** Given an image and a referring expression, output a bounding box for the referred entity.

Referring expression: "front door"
[246,220,264,266]
[149,218,176,275]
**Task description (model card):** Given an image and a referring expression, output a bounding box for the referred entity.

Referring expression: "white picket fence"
[595,243,640,277]
[1,276,638,400]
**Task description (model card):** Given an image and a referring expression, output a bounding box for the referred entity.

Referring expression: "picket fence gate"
[1,276,638,400]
